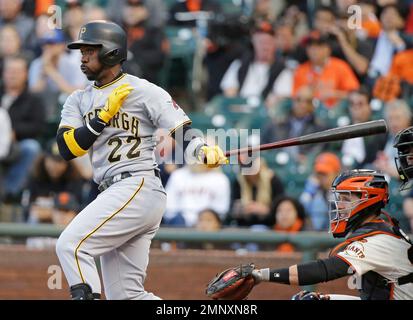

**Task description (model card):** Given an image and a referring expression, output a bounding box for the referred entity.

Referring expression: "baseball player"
[208,169,413,300]
[394,126,413,190]
[55,20,227,300]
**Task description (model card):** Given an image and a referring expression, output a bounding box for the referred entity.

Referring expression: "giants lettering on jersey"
[84,109,140,138]
[344,241,366,259]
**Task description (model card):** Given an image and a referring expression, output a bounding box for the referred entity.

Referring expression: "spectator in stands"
[51,191,79,227]
[0,24,33,89]
[262,86,325,166]
[295,6,337,63]
[0,0,34,48]
[388,48,413,85]
[293,33,360,108]
[26,13,51,58]
[63,0,85,43]
[375,46,413,101]
[220,20,293,103]
[83,5,108,24]
[26,191,80,250]
[273,22,298,62]
[295,4,374,79]
[0,107,11,160]
[28,28,87,119]
[299,152,341,231]
[278,4,309,42]
[195,208,222,249]
[196,208,222,232]
[334,0,381,39]
[0,55,45,203]
[341,87,387,168]
[266,195,306,252]
[358,1,382,39]
[374,99,412,178]
[0,107,11,200]
[229,157,284,227]
[107,0,167,29]
[25,141,85,221]
[367,4,412,87]
[168,0,221,28]
[203,13,249,100]
[251,0,284,23]
[122,0,167,84]
[327,10,375,78]
[163,163,230,227]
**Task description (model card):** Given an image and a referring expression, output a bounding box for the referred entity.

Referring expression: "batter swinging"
[55,20,227,300]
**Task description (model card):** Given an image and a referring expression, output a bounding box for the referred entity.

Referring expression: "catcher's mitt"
[206,263,256,300]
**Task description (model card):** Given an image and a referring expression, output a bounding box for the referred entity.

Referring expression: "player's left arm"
[146,85,227,167]
[170,124,228,168]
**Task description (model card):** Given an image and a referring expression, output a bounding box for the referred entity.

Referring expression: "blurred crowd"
[1,0,413,252]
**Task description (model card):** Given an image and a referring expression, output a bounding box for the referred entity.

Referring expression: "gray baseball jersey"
[59,73,191,184]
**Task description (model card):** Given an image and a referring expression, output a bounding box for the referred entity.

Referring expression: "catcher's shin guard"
[70,283,101,300]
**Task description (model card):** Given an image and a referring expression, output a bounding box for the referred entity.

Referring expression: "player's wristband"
[269,268,290,284]
[253,268,290,284]
[87,116,107,136]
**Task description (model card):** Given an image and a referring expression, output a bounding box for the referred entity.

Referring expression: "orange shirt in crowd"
[362,17,381,38]
[35,0,55,16]
[293,57,360,108]
[389,49,413,84]
[274,219,304,253]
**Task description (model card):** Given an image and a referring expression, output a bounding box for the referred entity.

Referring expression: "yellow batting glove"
[198,145,229,168]
[98,83,134,123]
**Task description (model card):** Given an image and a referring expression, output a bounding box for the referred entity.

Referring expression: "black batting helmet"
[394,126,413,190]
[68,20,127,66]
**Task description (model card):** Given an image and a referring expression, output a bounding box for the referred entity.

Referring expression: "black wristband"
[88,116,107,135]
[269,268,290,284]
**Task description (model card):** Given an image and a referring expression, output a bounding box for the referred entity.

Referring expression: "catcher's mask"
[394,126,413,190]
[328,169,389,238]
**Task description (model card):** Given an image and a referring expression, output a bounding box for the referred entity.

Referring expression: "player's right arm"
[57,84,133,161]
[252,256,353,286]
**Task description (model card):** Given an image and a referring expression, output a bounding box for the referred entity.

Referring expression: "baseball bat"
[225,119,388,157]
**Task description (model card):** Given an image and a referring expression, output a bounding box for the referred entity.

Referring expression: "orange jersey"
[389,49,413,84]
[293,57,360,108]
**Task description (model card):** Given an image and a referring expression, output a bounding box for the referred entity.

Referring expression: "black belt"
[98,170,161,192]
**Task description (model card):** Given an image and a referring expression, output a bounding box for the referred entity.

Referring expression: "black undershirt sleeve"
[171,124,205,154]
[73,117,106,149]
[297,256,352,285]
[56,116,106,161]
[268,256,352,286]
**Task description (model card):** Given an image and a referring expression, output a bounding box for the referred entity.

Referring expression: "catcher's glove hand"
[98,83,134,123]
[206,263,256,300]
[197,145,228,168]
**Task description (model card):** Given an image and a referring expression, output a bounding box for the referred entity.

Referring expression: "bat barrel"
[224,119,388,157]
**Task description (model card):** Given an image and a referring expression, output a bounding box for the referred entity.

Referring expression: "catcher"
[394,126,413,190]
[206,169,413,300]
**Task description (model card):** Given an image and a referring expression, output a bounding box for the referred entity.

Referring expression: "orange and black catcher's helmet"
[329,169,389,238]
[67,20,127,66]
